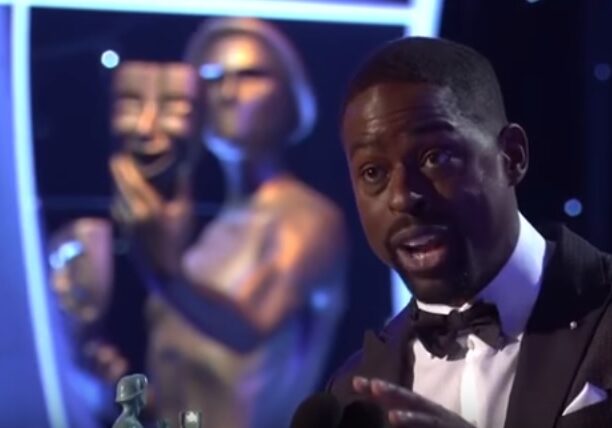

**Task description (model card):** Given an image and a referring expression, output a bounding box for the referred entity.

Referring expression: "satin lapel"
[504,228,610,428]
[354,303,417,388]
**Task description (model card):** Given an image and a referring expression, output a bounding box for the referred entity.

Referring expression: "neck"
[455,209,522,306]
[121,403,138,417]
[220,152,286,206]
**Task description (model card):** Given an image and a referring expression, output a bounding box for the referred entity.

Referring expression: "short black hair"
[343,37,508,134]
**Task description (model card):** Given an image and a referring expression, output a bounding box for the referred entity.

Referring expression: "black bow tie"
[410,300,504,358]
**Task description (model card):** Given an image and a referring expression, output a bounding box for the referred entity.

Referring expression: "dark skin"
[342,81,529,426]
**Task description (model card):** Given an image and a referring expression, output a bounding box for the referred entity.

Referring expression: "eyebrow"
[410,119,456,135]
[116,91,144,99]
[348,119,458,157]
[160,94,192,102]
[348,139,378,158]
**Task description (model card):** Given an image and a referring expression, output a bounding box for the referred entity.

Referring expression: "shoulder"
[112,416,143,428]
[273,180,346,248]
[541,224,612,292]
[326,307,411,402]
[280,179,344,224]
[325,348,364,403]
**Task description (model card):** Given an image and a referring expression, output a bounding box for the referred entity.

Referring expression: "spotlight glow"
[100,49,119,68]
[564,198,583,217]
[594,63,611,82]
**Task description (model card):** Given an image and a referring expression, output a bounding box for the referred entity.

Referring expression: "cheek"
[355,194,391,263]
[233,79,278,115]
[159,115,191,138]
[111,114,137,135]
[446,178,500,247]
[246,91,293,138]
[430,155,499,217]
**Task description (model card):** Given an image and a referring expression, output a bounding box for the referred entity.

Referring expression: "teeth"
[407,234,437,248]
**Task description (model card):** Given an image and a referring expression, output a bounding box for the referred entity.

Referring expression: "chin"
[404,275,472,305]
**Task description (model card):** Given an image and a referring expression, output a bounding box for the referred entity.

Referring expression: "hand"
[353,377,476,428]
[48,218,113,325]
[83,340,129,384]
[110,153,193,277]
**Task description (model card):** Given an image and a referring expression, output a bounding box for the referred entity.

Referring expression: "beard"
[392,248,480,305]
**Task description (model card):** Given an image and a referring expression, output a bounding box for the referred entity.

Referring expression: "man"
[323,37,612,428]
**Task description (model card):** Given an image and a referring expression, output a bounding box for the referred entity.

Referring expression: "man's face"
[112,62,196,164]
[199,33,292,157]
[343,82,520,304]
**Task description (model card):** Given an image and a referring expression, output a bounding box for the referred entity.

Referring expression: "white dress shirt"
[411,213,548,428]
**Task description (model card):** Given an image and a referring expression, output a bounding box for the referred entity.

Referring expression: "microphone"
[338,400,387,428]
[290,392,343,428]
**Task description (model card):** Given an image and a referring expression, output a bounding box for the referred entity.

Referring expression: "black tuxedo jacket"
[326,226,612,428]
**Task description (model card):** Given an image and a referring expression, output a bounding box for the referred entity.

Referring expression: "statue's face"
[199,33,293,158]
[111,62,196,165]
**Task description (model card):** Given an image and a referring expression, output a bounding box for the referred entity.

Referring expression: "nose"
[388,165,427,216]
[135,101,158,137]
[218,74,238,104]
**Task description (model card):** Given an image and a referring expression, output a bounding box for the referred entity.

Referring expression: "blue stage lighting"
[564,198,583,217]
[101,49,120,69]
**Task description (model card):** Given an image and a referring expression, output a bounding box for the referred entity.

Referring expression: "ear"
[498,123,529,186]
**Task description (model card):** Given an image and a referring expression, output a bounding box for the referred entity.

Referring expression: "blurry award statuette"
[112,373,149,428]
[179,410,203,428]
[136,17,347,428]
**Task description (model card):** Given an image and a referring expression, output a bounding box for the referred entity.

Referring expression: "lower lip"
[132,143,168,155]
[396,242,449,274]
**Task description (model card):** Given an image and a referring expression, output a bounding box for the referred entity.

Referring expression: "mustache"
[384,216,450,249]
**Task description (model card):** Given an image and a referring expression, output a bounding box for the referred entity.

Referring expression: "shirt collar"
[416,213,548,338]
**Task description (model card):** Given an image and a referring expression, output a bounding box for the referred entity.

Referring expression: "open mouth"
[132,150,176,177]
[134,150,170,162]
[392,227,451,274]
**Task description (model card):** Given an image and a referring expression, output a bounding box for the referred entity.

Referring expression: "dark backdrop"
[31,0,612,388]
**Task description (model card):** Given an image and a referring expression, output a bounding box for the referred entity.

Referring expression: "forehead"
[200,33,277,72]
[113,62,196,97]
[342,82,459,144]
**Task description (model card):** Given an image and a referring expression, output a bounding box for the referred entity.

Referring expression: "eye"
[238,68,270,79]
[360,165,387,185]
[161,100,192,116]
[115,97,141,111]
[421,149,458,169]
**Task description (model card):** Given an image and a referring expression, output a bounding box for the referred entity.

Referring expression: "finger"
[353,376,372,394]
[369,378,436,413]
[110,196,127,223]
[110,154,135,191]
[111,156,162,217]
[95,344,128,382]
[389,410,441,427]
[111,155,161,210]
[111,195,135,227]
[110,156,141,203]
[107,356,128,382]
[174,165,192,200]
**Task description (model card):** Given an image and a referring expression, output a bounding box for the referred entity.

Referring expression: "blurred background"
[2,0,611,426]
